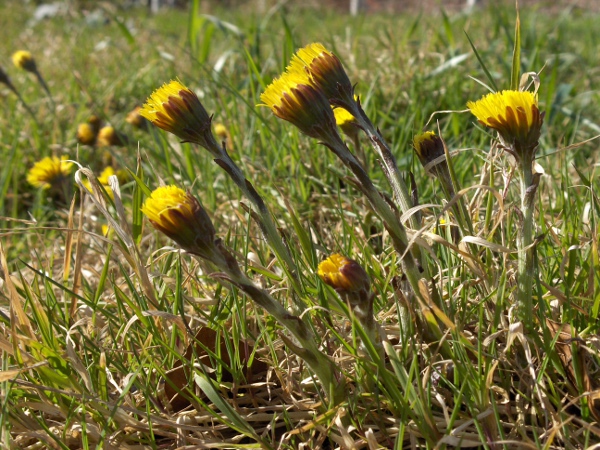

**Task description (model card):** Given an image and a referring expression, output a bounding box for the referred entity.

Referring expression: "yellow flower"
[141,185,218,258]
[27,156,73,189]
[140,80,220,154]
[467,90,543,157]
[82,167,116,200]
[288,43,354,106]
[96,126,120,147]
[213,122,233,150]
[260,72,338,141]
[413,131,446,171]
[318,254,370,293]
[101,224,111,237]
[97,166,115,185]
[333,107,358,139]
[332,94,359,138]
[12,50,37,73]
[77,123,96,145]
[213,123,228,140]
[126,106,146,128]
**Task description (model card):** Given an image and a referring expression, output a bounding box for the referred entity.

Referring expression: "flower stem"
[352,105,419,230]
[325,134,425,315]
[516,156,536,331]
[211,242,346,407]
[209,145,307,309]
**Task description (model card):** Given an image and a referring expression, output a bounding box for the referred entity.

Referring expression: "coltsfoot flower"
[12,50,37,73]
[77,123,96,145]
[83,166,116,200]
[126,106,146,129]
[413,131,446,173]
[333,95,360,138]
[318,254,370,293]
[27,156,73,189]
[467,90,543,159]
[141,80,220,153]
[213,122,233,150]
[289,43,354,105]
[141,185,219,259]
[260,72,339,141]
[97,126,121,147]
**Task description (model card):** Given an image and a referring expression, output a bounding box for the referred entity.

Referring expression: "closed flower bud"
[141,186,220,261]
[261,73,339,142]
[413,131,446,174]
[289,43,354,106]
[77,123,96,145]
[126,106,146,129]
[96,126,121,147]
[12,50,37,73]
[318,254,370,293]
[140,80,220,155]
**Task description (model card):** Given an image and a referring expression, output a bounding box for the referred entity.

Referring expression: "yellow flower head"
[82,167,115,200]
[213,122,233,150]
[318,254,370,293]
[141,80,220,154]
[27,156,73,189]
[332,94,359,138]
[88,115,101,131]
[467,90,543,157]
[101,224,112,238]
[413,131,446,171]
[213,123,228,140]
[141,185,218,258]
[97,166,115,185]
[260,72,338,141]
[12,50,37,73]
[289,43,354,105]
[77,123,96,145]
[96,126,120,147]
[333,106,355,127]
[126,106,146,128]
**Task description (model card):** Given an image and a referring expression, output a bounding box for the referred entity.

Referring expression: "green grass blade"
[511,7,521,90]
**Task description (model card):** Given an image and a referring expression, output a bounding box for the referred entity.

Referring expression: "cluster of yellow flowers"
[259,43,356,141]
[138,42,544,298]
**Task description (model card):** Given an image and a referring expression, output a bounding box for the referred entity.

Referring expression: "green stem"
[348,106,429,277]
[353,107,419,231]
[213,248,345,406]
[516,156,536,331]
[210,147,306,309]
[325,134,425,315]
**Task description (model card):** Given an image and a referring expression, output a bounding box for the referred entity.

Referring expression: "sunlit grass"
[1,0,600,448]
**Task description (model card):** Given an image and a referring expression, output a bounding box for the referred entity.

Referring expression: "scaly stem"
[324,134,426,324]
[352,105,419,231]
[516,155,536,331]
[210,146,306,310]
[346,103,429,276]
[211,243,345,407]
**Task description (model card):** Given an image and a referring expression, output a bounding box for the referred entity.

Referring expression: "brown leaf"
[546,319,600,421]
